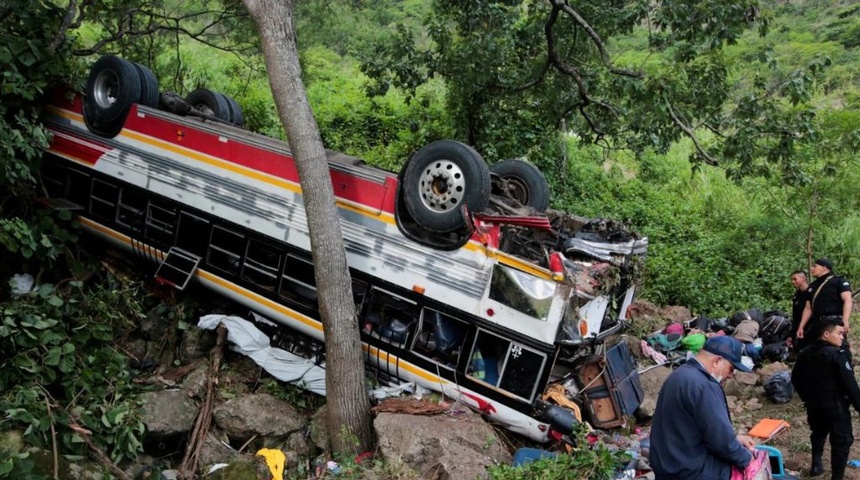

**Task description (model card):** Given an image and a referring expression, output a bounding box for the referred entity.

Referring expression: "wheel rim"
[92,69,120,109]
[418,160,466,213]
[503,176,530,205]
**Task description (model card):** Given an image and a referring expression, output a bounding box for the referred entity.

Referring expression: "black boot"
[810,457,824,477]
[810,434,826,477]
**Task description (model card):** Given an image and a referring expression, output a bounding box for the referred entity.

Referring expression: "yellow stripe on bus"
[78,217,447,385]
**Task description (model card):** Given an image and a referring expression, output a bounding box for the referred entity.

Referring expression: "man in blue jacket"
[651,336,757,479]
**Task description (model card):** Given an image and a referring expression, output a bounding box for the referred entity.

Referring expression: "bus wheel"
[402,140,491,233]
[85,55,141,126]
[185,88,231,122]
[490,159,550,212]
[131,62,160,108]
[220,93,245,127]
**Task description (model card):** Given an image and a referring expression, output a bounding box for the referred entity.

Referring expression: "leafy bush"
[0,276,148,477]
[488,445,625,480]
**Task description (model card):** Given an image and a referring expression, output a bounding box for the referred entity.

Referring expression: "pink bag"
[730,449,772,480]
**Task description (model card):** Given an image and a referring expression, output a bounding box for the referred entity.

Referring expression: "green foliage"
[0,0,84,196]
[0,277,148,476]
[488,446,624,480]
[0,210,75,261]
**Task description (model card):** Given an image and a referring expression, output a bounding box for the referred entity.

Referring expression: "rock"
[284,430,312,457]
[139,390,199,437]
[746,398,763,410]
[723,379,754,398]
[627,300,660,320]
[639,365,672,403]
[141,307,169,340]
[213,393,304,447]
[309,405,329,451]
[733,371,758,386]
[757,362,790,380]
[182,363,209,399]
[374,408,511,479]
[179,325,216,363]
[622,335,643,358]
[660,306,692,324]
[198,431,237,468]
[637,398,657,418]
[123,339,148,363]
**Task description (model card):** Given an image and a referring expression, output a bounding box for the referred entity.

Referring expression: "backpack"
[760,311,791,345]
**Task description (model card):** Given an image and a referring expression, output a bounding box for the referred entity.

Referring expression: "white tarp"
[198,314,327,396]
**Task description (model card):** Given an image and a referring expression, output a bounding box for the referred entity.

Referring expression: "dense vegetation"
[1,0,858,477]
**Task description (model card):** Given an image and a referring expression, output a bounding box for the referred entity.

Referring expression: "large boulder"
[309,404,329,452]
[660,306,692,324]
[636,365,672,418]
[213,393,305,449]
[627,300,660,320]
[139,390,199,437]
[374,408,511,479]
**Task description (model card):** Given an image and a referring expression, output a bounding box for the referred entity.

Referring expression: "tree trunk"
[240,0,374,454]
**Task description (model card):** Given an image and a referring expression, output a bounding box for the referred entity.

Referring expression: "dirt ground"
[729,366,860,480]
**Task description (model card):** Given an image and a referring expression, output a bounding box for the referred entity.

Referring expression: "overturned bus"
[39,55,648,442]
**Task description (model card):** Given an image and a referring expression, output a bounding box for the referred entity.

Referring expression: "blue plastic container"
[512,447,557,467]
[756,445,799,479]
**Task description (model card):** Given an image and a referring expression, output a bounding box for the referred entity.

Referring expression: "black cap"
[814,258,833,271]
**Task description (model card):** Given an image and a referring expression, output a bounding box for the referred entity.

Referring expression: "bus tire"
[85,55,141,125]
[219,92,245,127]
[132,62,160,108]
[83,101,124,138]
[402,140,491,233]
[490,159,550,211]
[186,88,230,122]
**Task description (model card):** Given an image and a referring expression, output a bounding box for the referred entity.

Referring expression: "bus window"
[67,169,91,208]
[145,200,177,246]
[278,254,317,307]
[42,162,66,198]
[412,309,467,370]
[242,238,283,292]
[117,188,147,229]
[207,226,245,275]
[489,264,555,320]
[498,342,545,401]
[90,179,119,222]
[361,288,418,347]
[175,211,211,256]
[468,331,545,401]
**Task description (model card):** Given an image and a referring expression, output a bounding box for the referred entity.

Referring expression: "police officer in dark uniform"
[792,320,860,479]
[797,258,853,348]
[789,270,810,351]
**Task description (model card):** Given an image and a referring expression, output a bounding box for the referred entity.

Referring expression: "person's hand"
[736,434,756,451]
[796,328,804,340]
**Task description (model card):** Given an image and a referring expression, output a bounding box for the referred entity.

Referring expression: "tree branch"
[178,323,227,480]
[50,0,78,52]
[664,97,719,166]
[549,0,641,79]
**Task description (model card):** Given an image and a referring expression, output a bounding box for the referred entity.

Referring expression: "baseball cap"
[702,336,752,373]
[814,258,833,271]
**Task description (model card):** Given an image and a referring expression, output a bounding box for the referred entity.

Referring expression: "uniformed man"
[792,320,860,480]
[788,270,810,350]
[796,258,852,347]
